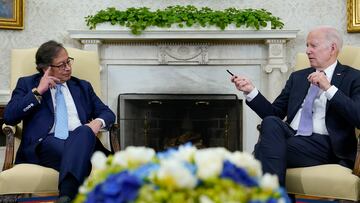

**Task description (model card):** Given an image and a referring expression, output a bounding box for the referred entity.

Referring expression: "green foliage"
[85,5,284,35]
[135,178,278,203]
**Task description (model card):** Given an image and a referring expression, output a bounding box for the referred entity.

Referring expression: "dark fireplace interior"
[117,94,242,151]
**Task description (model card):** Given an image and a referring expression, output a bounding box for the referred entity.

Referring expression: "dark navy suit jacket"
[4,73,116,164]
[247,62,360,166]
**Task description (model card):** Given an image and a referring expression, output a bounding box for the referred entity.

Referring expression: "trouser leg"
[254,116,336,187]
[254,116,295,186]
[59,126,97,182]
[38,125,100,198]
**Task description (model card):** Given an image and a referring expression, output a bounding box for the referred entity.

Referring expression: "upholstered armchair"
[0,47,120,200]
[285,45,360,201]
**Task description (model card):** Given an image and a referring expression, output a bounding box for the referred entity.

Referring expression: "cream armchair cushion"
[285,45,360,201]
[0,47,108,196]
[0,164,59,194]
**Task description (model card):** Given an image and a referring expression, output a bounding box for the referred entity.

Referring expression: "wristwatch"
[32,88,41,96]
[32,88,42,102]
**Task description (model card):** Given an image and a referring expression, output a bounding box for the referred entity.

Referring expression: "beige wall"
[0,0,359,98]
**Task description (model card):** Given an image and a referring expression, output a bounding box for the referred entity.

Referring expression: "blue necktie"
[296,84,320,136]
[54,84,69,139]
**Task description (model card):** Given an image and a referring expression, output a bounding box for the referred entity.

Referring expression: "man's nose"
[306,48,311,55]
[64,63,71,70]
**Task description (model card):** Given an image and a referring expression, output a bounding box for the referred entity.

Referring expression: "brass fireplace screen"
[117,94,242,151]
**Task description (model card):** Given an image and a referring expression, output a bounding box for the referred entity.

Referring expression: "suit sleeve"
[246,72,294,120]
[4,78,41,125]
[85,81,115,130]
[328,69,360,128]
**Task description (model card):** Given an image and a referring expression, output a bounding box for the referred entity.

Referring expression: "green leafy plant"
[85,5,284,35]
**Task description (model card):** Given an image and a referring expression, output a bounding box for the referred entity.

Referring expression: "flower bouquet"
[74,143,290,203]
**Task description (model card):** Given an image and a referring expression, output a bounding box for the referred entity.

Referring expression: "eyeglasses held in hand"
[50,57,74,70]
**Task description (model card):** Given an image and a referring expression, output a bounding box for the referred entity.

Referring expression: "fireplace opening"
[118,94,242,151]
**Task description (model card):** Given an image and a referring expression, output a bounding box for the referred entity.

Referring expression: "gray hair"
[311,26,343,52]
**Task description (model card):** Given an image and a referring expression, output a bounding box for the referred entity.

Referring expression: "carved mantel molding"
[68,29,298,101]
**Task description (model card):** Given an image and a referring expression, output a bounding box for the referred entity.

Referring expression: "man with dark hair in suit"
[230,26,360,190]
[4,40,116,203]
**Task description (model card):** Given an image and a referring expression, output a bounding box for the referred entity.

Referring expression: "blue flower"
[220,160,258,187]
[157,148,177,159]
[183,161,197,175]
[77,145,290,203]
[85,171,142,203]
[133,163,159,180]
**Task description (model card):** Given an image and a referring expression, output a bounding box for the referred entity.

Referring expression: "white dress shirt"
[245,61,339,135]
[49,83,105,133]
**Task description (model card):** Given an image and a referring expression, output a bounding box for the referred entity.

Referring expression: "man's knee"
[259,116,289,140]
[261,116,283,129]
[70,125,96,144]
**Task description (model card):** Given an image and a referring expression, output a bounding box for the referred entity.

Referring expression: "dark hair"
[35,40,65,73]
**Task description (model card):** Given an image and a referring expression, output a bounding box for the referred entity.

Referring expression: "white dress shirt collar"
[316,60,337,81]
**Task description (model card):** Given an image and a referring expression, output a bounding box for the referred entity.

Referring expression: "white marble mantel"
[68,29,298,100]
[68,29,298,152]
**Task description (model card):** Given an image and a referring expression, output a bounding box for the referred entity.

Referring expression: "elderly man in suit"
[4,40,116,203]
[231,26,360,188]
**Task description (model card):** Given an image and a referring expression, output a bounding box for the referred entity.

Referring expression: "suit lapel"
[44,91,54,114]
[330,62,345,88]
[326,63,345,110]
[290,68,314,119]
[67,79,87,124]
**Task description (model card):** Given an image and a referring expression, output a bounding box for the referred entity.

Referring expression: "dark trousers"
[36,125,111,193]
[254,116,338,186]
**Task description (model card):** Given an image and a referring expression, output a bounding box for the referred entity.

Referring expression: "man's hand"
[307,71,331,91]
[37,67,61,94]
[231,75,255,94]
[86,119,103,135]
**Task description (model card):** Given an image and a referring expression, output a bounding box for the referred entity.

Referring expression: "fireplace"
[118,94,241,151]
[68,29,297,152]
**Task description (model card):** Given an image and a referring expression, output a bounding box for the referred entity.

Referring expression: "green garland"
[85,5,284,35]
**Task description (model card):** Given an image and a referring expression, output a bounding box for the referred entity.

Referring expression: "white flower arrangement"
[74,143,290,203]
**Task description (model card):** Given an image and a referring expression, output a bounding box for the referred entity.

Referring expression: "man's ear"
[330,43,338,56]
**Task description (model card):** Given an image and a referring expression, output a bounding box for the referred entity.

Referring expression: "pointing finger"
[44,67,51,76]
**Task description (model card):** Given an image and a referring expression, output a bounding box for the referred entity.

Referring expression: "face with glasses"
[47,48,73,83]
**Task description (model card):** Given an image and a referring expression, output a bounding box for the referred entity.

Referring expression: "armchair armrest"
[353,135,360,177]
[1,123,17,171]
[109,124,120,152]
